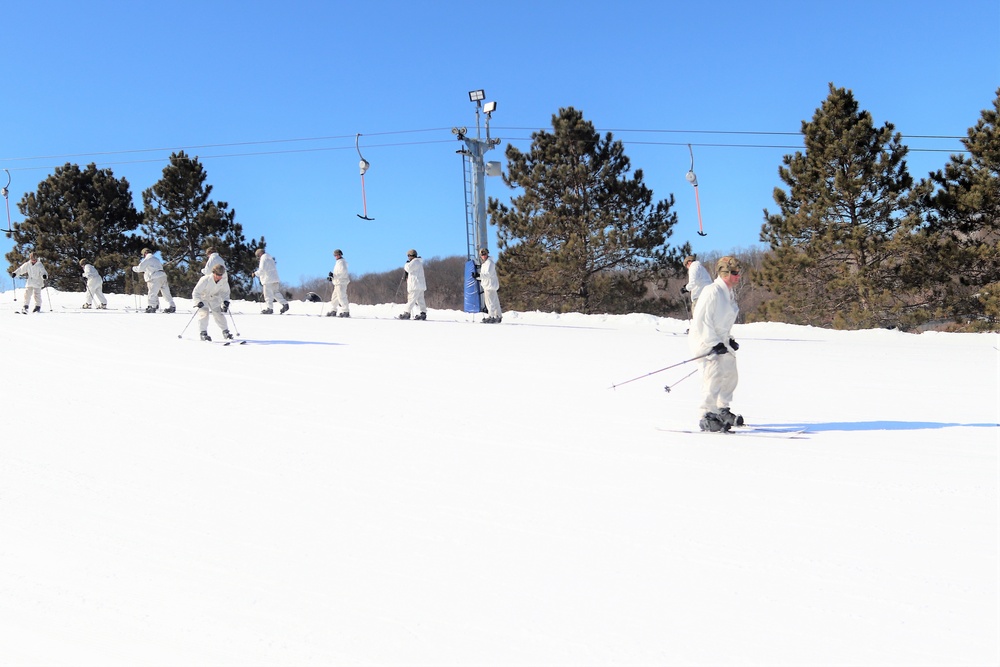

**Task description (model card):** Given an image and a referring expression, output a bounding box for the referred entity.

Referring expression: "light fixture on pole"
[468,89,485,103]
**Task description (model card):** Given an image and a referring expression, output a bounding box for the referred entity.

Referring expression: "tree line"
[6,85,999,331]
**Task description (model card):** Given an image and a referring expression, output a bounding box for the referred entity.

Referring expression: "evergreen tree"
[487,107,683,314]
[5,163,143,292]
[758,84,917,329]
[912,87,1000,327]
[141,151,261,296]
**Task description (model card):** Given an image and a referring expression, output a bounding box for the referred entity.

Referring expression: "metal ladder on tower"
[460,150,476,260]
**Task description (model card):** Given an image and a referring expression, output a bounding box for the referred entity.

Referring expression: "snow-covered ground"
[2,288,997,666]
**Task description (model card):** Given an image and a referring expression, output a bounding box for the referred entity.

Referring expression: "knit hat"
[79,258,87,266]
[684,255,696,265]
[333,249,343,257]
[716,256,742,276]
[212,264,226,276]
[407,249,417,258]
[255,248,264,257]
[141,247,151,256]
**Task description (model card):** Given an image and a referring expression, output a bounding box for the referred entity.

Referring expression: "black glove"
[326,276,333,282]
[222,300,230,313]
[328,271,334,278]
[680,285,688,294]
[195,301,204,309]
[711,342,728,355]
[472,271,480,279]
[42,274,47,280]
[729,338,739,351]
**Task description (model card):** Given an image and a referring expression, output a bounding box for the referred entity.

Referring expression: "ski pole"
[44,283,53,311]
[226,304,240,337]
[610,350,713,390]
[664,367,698,393]
[176,307,200,339]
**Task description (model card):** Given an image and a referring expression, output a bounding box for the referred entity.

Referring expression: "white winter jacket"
[332,258,350,285]
[256,253,280,285]
[404,257,426,291]
[202,253,226,276]
[685,260,713,301]
[192,272,231,308]
[16,259,47,288]
[689,276,739,357]
[82,263,103,287]
[479,257,499,291]
[132,253,166,283]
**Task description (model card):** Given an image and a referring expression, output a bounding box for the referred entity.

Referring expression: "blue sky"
[1,0,997,284]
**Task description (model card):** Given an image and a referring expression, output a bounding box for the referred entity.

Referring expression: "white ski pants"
[483,287,502,319]
[146,275,175,309]
[330,283,350,314]
[262,281,287,308]
[697,352,739,416]
[404,288,426,316]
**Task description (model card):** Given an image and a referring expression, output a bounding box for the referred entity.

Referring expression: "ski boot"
[325,310,337,317]
[482,317,495,324]
[32,305,41,313]
[279,303,289,314]
[82,303,92,309]
[699,412,730,433]
[338,312,350,318]
[719,407,744,428]
[163,305,176,314]
[21,305,28,313]
[415,312,427,321]
[200,331,212,342]
[398,312,411,320]
[145,305,158,313]
[97,303,107,310]
[261,308,274,315]
[222,329,234,340]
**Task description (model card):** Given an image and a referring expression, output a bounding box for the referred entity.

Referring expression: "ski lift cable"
[355,134,374,221]
[685,145,707,237]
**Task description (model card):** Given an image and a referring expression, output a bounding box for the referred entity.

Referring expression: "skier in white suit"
[79,259,108,309]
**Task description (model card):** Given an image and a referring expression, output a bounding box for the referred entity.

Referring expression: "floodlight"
[469,89,485,102]
[483,101,497,114]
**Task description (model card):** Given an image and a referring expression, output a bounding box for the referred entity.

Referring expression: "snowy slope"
[1,288,997,666]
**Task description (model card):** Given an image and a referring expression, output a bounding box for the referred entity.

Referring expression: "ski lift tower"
[454,89,501,313]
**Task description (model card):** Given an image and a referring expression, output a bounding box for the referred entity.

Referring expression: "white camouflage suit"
[479,254,502,321]
[689,275,739,416]
[131,252,176,310]
[330,254,350,315]
[81,262,108,307]
[192,269,232,336]
[14,256,47,309]
[685,259,713,305]
[254,251,288,311]
[402,255,426,317]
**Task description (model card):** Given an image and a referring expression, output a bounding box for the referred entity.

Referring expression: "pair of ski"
[658,426,809,440]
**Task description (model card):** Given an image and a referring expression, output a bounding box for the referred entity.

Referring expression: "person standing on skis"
[192,264,233,342]
[689,255,744,432]
[79,259,108,309]
[398,249,426,320]
[13,251,47,313]
[477,247,502,324]
[326,249,351,317]
[131,248,177,313]
[253,248,289,315]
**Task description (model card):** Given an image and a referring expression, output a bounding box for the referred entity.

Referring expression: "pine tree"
[487,107,683,314]
[758,84,917,329]
[5,163,143,292]
[141,151,261,296]
[914,88,1000,327]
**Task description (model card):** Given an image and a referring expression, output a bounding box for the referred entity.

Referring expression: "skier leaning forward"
[132,248,177,313]
[689,255,745,432]
[192,264,233,342]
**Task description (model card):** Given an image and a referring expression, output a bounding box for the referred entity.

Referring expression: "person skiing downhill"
[131,248,177,313]
[398,249,427,320]
[253,248,289,315]
[689,255,745,432]
[79,259,108,309]
[13,251,47,313]
[192,264,233,342]
[326,249,351,317]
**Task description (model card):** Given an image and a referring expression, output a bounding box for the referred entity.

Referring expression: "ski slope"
[2,288,997,666]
